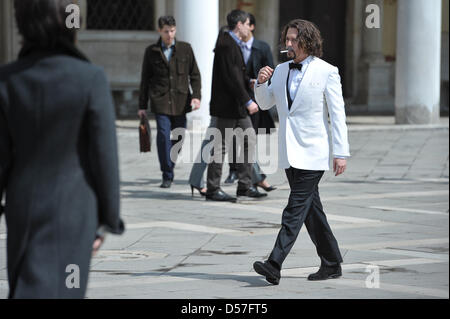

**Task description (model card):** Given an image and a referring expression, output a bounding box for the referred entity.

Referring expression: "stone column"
[77,0,87,30]
[0,0,6,64]
[255,0,279,64]
[395,0,442,124]
[356,0,393,112]
[155,0,174,28]
[174,0,219,131]
[0,0,17,64]
[362,0,384,62]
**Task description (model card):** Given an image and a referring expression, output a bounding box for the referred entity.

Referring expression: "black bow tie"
[289,63,303,71]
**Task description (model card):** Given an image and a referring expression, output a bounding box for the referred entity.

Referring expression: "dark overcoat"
[0,45,124,298]
[246,39,276,134]
[138,38,201,116]
[210,31,252,119]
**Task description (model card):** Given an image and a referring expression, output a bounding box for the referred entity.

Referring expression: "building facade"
[1,0,448,125]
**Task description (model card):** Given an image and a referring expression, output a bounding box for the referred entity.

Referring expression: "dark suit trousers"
[269,167,343,268]
[207,116,256,192]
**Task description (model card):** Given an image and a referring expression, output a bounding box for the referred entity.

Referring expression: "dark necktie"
[289,62,303,71]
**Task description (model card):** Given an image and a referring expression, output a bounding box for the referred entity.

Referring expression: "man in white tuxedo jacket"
[252,19,350,285]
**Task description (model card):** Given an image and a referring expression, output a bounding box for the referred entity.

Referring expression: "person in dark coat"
[138,16,202,189]
[205,10,267,202]
[246,14,276,136]
[0,0,124,298]
[224,13,277,192]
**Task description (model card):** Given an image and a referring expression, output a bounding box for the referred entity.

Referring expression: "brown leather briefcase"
[139,114,152,153]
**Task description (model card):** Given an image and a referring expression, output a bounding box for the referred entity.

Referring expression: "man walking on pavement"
[206,10,267,202]
[224,13,277,194]
[138,16,201,188]
[253,19,350,284]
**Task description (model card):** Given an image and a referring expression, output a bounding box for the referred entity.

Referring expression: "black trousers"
[269,167,343,268]
[207,116,256,192]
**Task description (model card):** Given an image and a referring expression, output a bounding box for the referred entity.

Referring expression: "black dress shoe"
[237,186,267,198]
[253,260,281,285]
[224,171,238,184]
[206,189,237,202]
[160,179,172,188]
[307,265,342,281]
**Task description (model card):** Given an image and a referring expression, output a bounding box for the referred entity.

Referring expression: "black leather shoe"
[160,179,172,188]
[206,189,237,202]
[237,186,267,198]
[253,260,281,285]
[307,265,342,281]
[224,171,238,184]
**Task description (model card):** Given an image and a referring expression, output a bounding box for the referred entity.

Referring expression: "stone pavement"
[0,116,448,299]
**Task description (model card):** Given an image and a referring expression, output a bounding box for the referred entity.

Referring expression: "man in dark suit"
[225,13,277,193]
[138,16,201,188]
[246,14,276,137]
[206,10,267,202]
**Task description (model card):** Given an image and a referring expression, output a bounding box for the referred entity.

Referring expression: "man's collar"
[228,31,242,45]
[252,38,265,50]
[161,39,176,49]
[293,55,313,66]
[303,55,314,65]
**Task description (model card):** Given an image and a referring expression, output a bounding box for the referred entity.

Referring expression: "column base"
[112,89,139,119]
[395,104,440,125]
[356,60,395,113]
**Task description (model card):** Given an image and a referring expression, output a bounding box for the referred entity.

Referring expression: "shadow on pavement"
[121,178,202,201]
[130,271,275,288]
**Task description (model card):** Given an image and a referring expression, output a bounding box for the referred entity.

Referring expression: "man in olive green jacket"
[138,16,201,188]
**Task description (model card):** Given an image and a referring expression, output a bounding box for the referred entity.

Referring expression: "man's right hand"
[138,110,147,118]
[92,235,105,257]
[257,66,274,84]
[247,102,259,115]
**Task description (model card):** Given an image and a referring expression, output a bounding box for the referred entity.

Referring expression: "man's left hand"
[333,158,347,176]
[191,98,201,111]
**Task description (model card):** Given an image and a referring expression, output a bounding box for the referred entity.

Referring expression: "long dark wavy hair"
[281,19,323,58]
[14,0,77,48]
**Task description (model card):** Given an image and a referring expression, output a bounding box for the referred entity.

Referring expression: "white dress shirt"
[161,40,175,62]
[242,36,254,65]
[288,55,313,101]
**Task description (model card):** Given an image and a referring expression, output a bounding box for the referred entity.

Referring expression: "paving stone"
[0,117,448,299]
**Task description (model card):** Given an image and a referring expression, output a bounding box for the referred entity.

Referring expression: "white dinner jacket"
[255,57,350,170]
